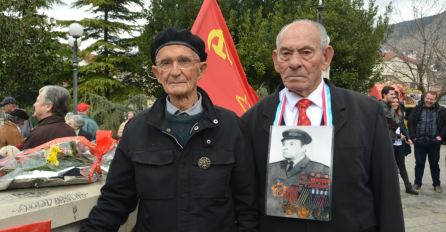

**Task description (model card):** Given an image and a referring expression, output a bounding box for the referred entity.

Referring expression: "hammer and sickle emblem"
[207,29,233,65]
[236,95,251,112]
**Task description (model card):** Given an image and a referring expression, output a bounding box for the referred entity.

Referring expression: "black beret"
[281,129,312,145]
[150,27,207,65]
[10,109,29,120]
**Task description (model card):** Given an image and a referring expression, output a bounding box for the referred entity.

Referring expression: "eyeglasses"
[156,56,199,71]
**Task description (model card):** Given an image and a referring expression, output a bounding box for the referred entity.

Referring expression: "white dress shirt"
[279,78,324,126]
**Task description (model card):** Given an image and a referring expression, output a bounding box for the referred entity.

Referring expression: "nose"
[170,60,182,76]
[288,52,303,69]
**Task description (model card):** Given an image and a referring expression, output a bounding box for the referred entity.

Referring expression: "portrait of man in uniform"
[266,127,333,220]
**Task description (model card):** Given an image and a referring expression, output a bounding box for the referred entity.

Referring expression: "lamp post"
[317,0,325,27]
[68,23,84,114]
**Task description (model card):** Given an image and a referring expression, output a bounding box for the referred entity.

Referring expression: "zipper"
[162,130,183,149]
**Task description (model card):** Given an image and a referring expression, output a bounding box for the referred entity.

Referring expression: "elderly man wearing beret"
[81,27,259,232]
[0,109,29,148]
[1,97,34,138]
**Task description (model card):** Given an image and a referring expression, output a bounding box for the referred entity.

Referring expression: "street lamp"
[68,23,84,114]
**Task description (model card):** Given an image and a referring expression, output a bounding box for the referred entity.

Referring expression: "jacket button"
[194,126,199,130]
[166,128,171,132]
[213,119,218,124]
[207,139,211,144]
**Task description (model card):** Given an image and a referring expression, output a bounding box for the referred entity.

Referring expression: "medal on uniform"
[271,181,287,198]
[281,202,298,215]
[297,205,312,218]
[312,207,328,220]
[198,157,211,169]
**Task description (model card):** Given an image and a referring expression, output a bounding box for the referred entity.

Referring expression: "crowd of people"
[0,20,444,231]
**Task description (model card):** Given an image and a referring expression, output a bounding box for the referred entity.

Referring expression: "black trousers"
[393,145,410,185]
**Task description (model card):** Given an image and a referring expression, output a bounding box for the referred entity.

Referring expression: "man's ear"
[197,62,208,81]
[46,104,53,113]
[321,45,334,71]
[152,66,162,84]
[273,50,280,73]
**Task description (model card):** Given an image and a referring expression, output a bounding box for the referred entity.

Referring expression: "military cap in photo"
[0,97,16,106]
[10,109,29,120]
[281,129,312,145]
[150,27,207,65]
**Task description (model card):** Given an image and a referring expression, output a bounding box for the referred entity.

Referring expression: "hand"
[401,134,406,141]
[436,136,442,141]
[406,139,413,145]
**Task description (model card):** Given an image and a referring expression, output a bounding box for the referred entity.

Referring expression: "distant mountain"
[388,11,446,41]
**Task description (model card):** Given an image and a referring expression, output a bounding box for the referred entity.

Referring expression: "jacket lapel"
[325,79,347,135]
[263,84,284,134]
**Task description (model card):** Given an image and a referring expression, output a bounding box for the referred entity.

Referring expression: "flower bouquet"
[0,131,117,190]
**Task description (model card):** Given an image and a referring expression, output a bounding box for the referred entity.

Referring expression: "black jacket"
[81,87,259,232]
[78,128,93,142]
[407,101,446,141]
[241,79,404,232]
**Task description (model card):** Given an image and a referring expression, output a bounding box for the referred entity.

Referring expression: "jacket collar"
[262,78,346,135]
[37,115,66,126]
[146,87,220,131]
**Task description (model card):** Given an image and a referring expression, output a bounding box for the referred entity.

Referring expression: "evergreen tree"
[0,0,67,99]
[58,0,145,103]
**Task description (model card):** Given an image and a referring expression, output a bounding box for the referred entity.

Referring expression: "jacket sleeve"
[371,104,405,231]
[407,106,418,139]
[439,108,446,140]
[231,117,260,231]
[80,128,138,231]
[386,107,400,128]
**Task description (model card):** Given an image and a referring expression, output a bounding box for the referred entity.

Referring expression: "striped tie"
[296,99,312,126]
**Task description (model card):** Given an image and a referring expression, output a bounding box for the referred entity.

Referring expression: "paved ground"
[401,144,446,231]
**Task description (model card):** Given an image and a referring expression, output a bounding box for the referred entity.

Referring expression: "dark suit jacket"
[78,128,93,141]
[241,79,404,232]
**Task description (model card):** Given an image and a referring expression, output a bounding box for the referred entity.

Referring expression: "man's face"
[425,93,437,108]
[127,113,134,120]
[383,90,395,103]
[282,139,306,160]
[1,104,15,113]
[152,45,207,99]
[273,22,334,97]
[33,94,52,120]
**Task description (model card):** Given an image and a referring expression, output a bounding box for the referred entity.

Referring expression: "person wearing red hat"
[77,103,100,140]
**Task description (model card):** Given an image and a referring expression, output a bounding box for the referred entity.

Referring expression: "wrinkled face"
[273,22,333,97]
[127,113,134,120]
[383,90,395,103]
[33,94,52,120]
[1,104,14,113]
[391,98,400,110]
[282,139,306,160]
[68,118,78,131]
[425,93,437,108]
[152,45,207,99]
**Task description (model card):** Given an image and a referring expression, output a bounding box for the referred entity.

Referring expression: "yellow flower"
[46,145,62,166]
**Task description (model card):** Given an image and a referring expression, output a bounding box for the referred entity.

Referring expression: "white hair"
[276,19,330,51]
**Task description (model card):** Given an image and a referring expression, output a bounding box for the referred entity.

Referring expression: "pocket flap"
[132,149,173,165]
[193,149,235,165]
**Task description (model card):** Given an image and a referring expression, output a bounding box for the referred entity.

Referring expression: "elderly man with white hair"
[22,86,76,150]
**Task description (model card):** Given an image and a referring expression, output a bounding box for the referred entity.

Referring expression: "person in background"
[22,86,76,150]
[77,103,100,140]
[117,111,134,138]
[391,98,418,195]
[68,115,93,141]
[0,109,29,148]
[408,91,446,193]
[0,97,33,138]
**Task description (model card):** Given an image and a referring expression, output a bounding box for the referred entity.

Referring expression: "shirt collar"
[11,122,21,132]
[166,92,203,116]
[279,78,324,112]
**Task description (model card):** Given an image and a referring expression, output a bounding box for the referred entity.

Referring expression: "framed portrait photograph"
[266,126,334,221]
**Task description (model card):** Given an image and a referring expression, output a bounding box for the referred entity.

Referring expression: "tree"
[139,0,392,94]
[385,0,446,97]
[58,0,146,102]
[0,0,67,98]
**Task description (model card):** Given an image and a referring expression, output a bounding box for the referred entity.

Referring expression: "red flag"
[0,220,51,232]
[191,0,259,116]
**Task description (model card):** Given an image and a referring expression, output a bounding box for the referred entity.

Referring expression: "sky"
[38,0,439,50]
